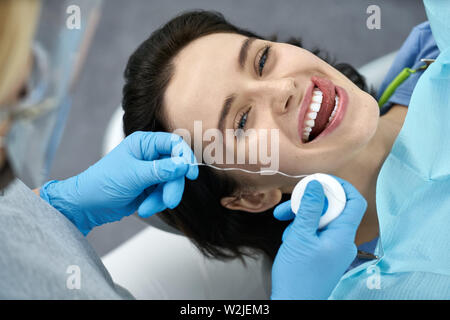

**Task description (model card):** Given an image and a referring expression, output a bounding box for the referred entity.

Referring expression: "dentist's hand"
[40,131,198,235]
[271,176,367,300]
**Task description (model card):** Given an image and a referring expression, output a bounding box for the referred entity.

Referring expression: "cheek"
[272,137,312,175]
[275,93,380,174]
[330,91,379,169]
[350,91,380,144]
[281,47,321,71]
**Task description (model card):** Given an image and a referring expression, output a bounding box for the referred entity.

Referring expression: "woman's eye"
[236,108,251,130]
[258,45,271,76]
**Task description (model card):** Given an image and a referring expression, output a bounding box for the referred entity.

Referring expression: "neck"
[336,112,404,245]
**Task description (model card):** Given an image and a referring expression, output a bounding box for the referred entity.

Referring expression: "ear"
[220,189,283,213]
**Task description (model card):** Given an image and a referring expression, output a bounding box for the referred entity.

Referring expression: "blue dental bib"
[330,0,450,299]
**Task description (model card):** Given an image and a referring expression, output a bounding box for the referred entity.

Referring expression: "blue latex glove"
[40,131,198,235]
[270,176,367,300]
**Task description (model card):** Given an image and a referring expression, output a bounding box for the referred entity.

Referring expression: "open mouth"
[298,77,340,143]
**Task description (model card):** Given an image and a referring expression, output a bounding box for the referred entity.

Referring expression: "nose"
[250,77,297,114]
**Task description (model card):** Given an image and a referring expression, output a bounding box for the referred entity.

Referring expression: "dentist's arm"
[39,131,198,236]
[271,177,367,300]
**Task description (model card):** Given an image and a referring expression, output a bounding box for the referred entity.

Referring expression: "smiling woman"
[121,10,390,261]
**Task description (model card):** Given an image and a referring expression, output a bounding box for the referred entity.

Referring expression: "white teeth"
[307,112,317,120]
[312,93,323,103]
[305,119,315,128]
[302,90,322,141]
[302,88,340,143]
[328,96,339,122]
[310,103,321,112]
[303,133,309,143]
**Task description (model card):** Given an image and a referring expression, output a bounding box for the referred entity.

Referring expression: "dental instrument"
[377,58,435,107]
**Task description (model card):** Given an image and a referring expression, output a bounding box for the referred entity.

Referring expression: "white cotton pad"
[290,173,346,229]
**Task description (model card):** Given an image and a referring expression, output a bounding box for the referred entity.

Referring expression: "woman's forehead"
[164,33,247,131]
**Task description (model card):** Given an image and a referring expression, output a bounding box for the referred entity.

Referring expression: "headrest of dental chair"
[103,50,398,234]
[357,50,398,94]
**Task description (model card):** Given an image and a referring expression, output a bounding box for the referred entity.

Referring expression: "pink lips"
[297,76,348,144]
[319,86,348,142]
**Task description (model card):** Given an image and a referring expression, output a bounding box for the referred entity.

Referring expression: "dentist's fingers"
[273,200,294,221]
[130,131,179,160]
[289,180,326,237]
[280,181,326,243]
[123,185,156,215]
[169,139,199,180]
[162,176,185,209]
[132,131,199,180]
[138,183,166,218]
[135,157,189,187]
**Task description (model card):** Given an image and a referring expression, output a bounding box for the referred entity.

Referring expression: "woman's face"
[164,32,379,210]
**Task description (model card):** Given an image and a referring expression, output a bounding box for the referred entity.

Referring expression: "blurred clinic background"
[43,0,427,257]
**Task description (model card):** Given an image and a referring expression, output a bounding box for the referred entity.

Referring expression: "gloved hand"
[40,131,198,235]
[270,176,367,300]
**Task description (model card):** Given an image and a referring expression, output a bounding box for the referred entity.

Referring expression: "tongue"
[310,107,332,141]
[309,81,336,141]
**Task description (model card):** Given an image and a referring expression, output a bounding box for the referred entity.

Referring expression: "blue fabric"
[349,21,439,271]
[424,0,450,52]
[349,237,379,270]
[0,179,134,299]
[330,0,450,299]
[377,21,440,116]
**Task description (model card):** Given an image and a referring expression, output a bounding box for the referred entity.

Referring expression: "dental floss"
[193,162,309,178]
[192,164,346,228]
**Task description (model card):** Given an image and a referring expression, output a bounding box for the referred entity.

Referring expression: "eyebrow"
[218,94,236,135]
[239,37,256,70]
[218,37,256,134]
